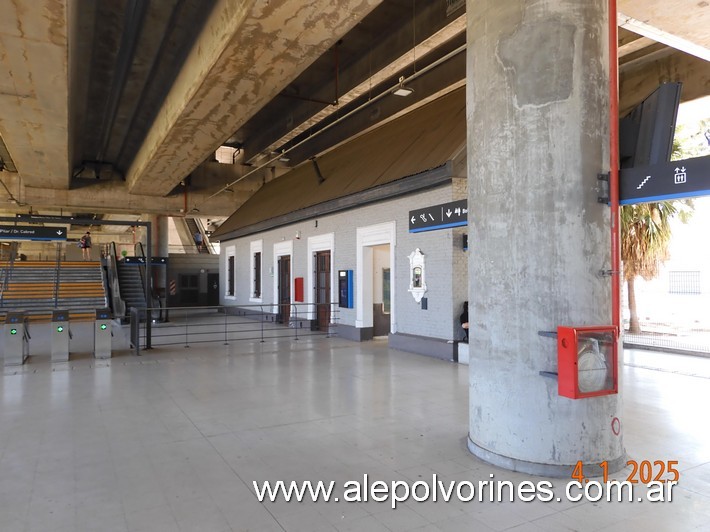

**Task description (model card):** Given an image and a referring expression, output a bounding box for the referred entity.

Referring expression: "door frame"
[307,233,335,321]
[273,240,293,315]
[356,222,396,333]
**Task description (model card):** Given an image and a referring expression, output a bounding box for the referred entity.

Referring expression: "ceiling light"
[393,76,414,97]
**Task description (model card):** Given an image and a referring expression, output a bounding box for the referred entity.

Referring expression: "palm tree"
[620,201,691,333]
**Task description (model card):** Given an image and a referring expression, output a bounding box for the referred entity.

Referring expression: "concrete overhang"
[618,1,710,61]
[125,0,382,198]
[0,0,69,190]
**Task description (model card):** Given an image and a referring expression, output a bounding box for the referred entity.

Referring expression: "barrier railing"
[130,303,340,354]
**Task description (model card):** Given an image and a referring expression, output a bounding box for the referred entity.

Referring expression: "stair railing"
[107,242,126,317]
[0,242,18,306]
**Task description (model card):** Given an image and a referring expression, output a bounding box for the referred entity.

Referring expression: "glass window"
[253,252,262,298]
[227,255,235,296]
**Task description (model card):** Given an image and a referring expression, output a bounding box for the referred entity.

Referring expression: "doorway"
[207,273,219,306]
[277,255,291,324]
[356,222,396,337]
[372,245,391,337]
[315,250,331,330]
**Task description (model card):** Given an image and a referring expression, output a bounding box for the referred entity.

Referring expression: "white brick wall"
[219,183,467,340]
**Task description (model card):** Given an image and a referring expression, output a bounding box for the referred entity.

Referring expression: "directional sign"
[0,225,67,241]
[409,200,468,233]
[620,155,710,205]
[124,256,168,264]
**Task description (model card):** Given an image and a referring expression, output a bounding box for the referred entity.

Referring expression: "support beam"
[243,8,466,163]
[620,49,710,115]
[0,0,70,190]
[125,0,382,197]
[0,175,255,217]
[618,2,710,61]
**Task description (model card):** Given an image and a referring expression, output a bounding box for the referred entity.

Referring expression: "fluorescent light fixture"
[393,75,414,97]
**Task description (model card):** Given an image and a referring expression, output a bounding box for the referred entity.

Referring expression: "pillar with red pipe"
[466,0,625,476]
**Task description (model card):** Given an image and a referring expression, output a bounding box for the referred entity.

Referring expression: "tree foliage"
[620,202,687,282]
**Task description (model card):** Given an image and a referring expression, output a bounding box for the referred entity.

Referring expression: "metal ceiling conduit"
[204,41,467,205]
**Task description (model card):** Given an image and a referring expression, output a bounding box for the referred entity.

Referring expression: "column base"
[467,436,627,478]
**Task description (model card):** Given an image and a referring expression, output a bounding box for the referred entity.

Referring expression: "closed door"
[315,251,331,330]
[207,273,219,306]
[277,255,291,323]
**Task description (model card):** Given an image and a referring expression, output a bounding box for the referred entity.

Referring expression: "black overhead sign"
[124,256,168,264]
[409,200,468,233]
[0,225,67,241]
[620,155,710,205]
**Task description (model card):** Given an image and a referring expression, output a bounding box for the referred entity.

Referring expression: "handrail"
[133,241,159,310]
[52,243,62,308]
[0,242,16,305]
[193,218,215,254]
[108,242,126,317]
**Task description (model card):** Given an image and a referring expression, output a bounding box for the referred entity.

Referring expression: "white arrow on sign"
[411,216,416,224]
[445,209,452,218]
[56,230,63,235]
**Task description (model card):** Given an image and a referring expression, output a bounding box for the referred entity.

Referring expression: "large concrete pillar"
[466,0,625,475]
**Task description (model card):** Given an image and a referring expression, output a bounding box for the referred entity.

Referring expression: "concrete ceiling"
[0,0,708,218]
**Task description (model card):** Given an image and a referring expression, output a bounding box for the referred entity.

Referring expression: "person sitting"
[459,301,469,343]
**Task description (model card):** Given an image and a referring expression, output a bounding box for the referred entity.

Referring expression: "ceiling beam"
[242,7,466,164]
[124,0,383,197]
[617,4,710,61]
[0,0,70,190]
[620,49,710,116]
[0,172,258,218]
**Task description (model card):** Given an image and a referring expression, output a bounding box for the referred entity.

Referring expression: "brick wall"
[219,183,468,341]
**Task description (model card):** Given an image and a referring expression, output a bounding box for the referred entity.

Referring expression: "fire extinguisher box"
[557,326,618,399]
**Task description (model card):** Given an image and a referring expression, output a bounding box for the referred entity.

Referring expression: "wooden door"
[315,251,331,330]
[277,255,291,324]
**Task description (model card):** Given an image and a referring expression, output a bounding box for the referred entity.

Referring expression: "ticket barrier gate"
[94,308,112,359]
[4,311,30,366]
[51,310,72,362]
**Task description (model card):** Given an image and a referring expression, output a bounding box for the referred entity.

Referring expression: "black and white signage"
[124,256,168,264]
[620,155,710,205]
[0,225,67,241]
[409,200,468,233]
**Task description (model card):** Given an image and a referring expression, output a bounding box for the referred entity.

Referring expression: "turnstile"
[51,309,71,362]
[4,311,30,366]
[94,308,112,359]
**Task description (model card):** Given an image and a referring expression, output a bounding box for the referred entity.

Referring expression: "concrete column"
[466,0,625,476]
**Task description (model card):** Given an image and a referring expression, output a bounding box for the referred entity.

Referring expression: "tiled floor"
[1,338,709,531]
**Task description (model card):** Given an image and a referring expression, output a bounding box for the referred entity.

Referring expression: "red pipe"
[608,0,621,334]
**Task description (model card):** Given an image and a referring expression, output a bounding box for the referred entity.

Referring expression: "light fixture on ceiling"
[278,150,290,163]
[392,76,414,97]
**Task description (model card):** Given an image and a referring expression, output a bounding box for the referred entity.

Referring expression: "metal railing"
[130,303,340,355]
[107,242,126,318]
[0,241,18,305]
[622,269,710,355]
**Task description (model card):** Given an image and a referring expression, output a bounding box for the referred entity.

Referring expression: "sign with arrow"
[0,225,68,241]
[409,199,468,233]
[619,154,710,205]
[124,256,168,264]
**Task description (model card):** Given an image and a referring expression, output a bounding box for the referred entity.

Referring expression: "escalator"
[185,218,211,253]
